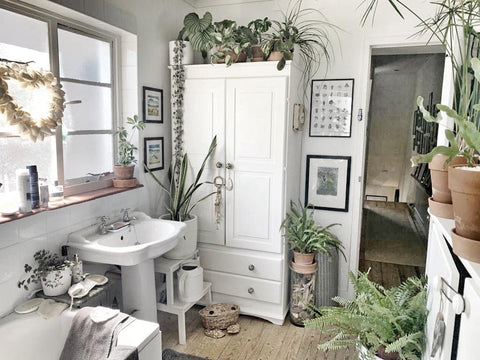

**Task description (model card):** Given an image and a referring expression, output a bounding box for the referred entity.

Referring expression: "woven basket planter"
[199,303,239,330]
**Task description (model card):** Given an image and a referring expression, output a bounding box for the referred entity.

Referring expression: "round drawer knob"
[248,264,255,271]
[248,287,254,294]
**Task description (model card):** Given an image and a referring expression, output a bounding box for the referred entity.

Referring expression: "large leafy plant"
[146,136,217,222]
[178,12,215,60]
[114,115,145,166]
[305,271,427,360]
[281,200,345,257]
[361,0,480,167]
[211,20,250,66]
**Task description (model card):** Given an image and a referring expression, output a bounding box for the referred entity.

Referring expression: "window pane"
[0,9,49,70]
[0,137,56,189]
[63,134,113,180]
[58,28,111,83]
[62,81,112,131]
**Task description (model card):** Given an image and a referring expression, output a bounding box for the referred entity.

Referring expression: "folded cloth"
[37,299,68,319]
[90,306,120,323]
[60,307,138,360]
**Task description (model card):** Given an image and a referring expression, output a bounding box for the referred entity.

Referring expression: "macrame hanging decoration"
[0,61,65,142]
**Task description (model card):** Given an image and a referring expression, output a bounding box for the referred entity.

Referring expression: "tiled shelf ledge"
[0,185,144,225]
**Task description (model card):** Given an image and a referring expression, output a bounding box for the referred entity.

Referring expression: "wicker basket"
[199,303,240,330]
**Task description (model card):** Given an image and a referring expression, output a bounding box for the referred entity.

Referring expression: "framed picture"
[143,86,163,123]
[305,155,351,212]
[309,78,354,137]
[144,137,164,172]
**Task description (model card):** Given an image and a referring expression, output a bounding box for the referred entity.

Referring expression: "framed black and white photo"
[142,86,163,123]
[144,137,164,172]
[305,155,351,212]
[309,79,354,137]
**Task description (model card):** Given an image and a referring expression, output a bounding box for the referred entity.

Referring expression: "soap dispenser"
[71,254,83,284]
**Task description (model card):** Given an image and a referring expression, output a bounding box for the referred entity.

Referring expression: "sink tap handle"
[98,216,110,235]
[121,208,131,222]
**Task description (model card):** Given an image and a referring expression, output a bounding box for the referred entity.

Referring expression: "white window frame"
[0,1,122,195]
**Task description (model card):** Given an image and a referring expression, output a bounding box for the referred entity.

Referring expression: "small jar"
[49,181,64,203]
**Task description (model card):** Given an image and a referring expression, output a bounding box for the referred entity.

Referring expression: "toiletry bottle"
[71,254,83,284]
[49,180,64,203]
[39,178,49,208]
[26,165,39,209]
[16,169,31,213]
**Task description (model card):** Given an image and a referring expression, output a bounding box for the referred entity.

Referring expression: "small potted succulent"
[113,115,145,186]
[305,271,427,360]
[18,250,72,297]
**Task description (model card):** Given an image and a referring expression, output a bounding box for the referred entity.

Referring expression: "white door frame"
[348,34,445,297]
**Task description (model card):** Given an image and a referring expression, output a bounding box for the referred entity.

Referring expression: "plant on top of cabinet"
[17,249,72,297]
[247,17,272,61]
[305,271,427,360]
[281,200,345,269]
[261,0,335,83]
[211,20,249,66]
[113,115,145,183]
[178,12,215,61]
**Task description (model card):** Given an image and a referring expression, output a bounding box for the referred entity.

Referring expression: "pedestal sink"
[67,211,186,322]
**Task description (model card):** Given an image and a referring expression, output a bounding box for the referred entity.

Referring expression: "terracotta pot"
[293,251,315,265]
[267,51,283,62]
[251,45,265,62]
[429,154,467,204]
[451,228,480,263]
[215,51,247,64]
[113,165,135,180]
[448,165,480,240]
[376,346,401,360]
[290,260,317,274]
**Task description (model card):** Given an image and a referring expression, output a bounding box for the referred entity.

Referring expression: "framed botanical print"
[305,155,351,212]
[142,86,163,123]
[309,79,354,137]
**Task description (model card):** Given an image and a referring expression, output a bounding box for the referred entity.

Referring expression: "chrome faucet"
[98,216,110,235]
[121,208,136,222]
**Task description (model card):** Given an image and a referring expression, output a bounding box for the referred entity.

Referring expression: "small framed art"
[143,86,163,123]
[309,78,354,137]
[305,155,351,212]
[144,137,164,172]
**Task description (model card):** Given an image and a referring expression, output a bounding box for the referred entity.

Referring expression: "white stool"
[154,255,212,345]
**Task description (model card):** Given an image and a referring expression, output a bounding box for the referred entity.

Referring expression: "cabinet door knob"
[216,162,223,168]
[226,162,233,170]
[248,264,255,271]
[248,287,254,294]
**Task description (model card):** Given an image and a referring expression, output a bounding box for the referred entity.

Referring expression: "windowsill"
[0,185,143,225]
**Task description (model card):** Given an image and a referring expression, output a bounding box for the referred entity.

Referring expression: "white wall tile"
[46,207,70,233]
[17,213,47,243]
[0,221,18,249]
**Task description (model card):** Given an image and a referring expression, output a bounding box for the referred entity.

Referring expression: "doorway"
[359,48,445,288]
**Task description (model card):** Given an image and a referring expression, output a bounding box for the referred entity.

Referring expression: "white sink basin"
[67,212,186,266]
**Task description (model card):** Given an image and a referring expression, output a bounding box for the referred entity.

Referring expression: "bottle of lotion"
[26,165,39,209]
[16,169,31,213]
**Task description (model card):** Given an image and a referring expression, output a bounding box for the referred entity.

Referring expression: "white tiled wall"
[0,187,145,318]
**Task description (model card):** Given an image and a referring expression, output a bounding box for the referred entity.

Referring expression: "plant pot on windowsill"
[113,165,137,188]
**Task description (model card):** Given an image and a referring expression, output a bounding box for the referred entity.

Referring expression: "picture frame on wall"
[309,78,354,137]
[144,137,164,172]
[305,155,351,212]
[142,86,163,123]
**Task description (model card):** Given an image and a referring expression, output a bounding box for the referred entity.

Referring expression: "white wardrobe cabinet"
[176,62,302,324]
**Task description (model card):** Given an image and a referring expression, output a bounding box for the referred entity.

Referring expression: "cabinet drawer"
[204,270,282,304]
[199,248,283,281]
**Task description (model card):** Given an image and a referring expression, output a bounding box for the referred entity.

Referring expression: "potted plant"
[146,136,217,259]
[113,114,145,187]
[17,250,72,297]
[247,17,272,61]
[177,11,215,63]
[305,271,427,360]
[261,0,335,85]
[211,20,249,66]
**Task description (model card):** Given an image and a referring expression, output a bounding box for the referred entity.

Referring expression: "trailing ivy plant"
[305,271,427,360]
[171,40,186,167]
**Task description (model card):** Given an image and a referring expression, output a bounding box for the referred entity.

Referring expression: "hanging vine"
[171,40,186,170]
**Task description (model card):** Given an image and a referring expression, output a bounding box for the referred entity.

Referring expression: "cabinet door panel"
[225,77,287,253]
[183,78,225,245]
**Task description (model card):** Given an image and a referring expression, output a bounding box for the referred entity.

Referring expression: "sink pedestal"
[122,259,158,323]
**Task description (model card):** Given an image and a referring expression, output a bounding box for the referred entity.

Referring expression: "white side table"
[154,256,212,345]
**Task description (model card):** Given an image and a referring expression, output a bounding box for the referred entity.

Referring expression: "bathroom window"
[0,5,118,194]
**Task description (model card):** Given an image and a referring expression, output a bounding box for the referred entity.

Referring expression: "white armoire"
[176,61,302,325]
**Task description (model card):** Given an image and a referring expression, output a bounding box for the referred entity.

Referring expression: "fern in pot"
[146,136,217,259]
[17,250,72,297]
[305,270,427,360]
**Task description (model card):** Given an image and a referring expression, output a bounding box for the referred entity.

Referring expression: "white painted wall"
[200,0,440,297]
